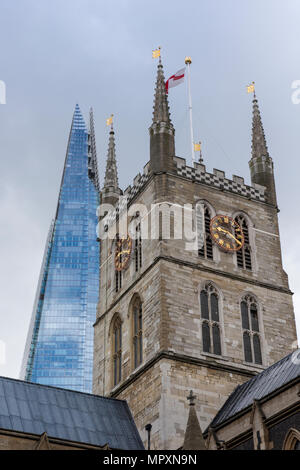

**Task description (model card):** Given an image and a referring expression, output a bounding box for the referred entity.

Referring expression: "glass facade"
[21,105,100,392]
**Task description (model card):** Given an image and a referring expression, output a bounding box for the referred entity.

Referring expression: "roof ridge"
[206,351,299,431]
[0,375,126,404]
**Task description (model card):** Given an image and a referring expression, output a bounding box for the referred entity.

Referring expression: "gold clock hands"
[116,249,130,259]
[216,226,242,246]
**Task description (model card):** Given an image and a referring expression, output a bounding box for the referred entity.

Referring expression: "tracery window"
[115,235,122,292]
[200,283,222,355]
[235,215,252,270]
[132,296,143,369]
[198,205,213,260]
[135,222,142,272]
[112,316,122,386]
[241,295,262,364]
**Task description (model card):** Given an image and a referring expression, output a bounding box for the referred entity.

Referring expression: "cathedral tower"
[93,60,297,449]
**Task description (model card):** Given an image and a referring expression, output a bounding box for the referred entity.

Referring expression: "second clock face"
[115,235,132,271]
[210,215,244,252]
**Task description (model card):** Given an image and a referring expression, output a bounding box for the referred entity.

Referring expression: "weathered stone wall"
[113,357,250,449]
[93,166,297,450]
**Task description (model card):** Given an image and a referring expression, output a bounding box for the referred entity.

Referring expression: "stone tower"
[93,60,297,449]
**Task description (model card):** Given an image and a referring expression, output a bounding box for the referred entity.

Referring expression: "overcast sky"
[0,0,299,379]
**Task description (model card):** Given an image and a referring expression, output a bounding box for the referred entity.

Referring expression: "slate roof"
[208,351,300,429]
[0,376,144,450]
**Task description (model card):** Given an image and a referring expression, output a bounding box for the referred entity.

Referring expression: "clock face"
[115,235,132,271]
[210,215,244,252]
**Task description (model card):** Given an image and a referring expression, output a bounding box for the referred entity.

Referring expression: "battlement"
[174,156,266,202]
[103,157,266,229]
[104,162,151,227]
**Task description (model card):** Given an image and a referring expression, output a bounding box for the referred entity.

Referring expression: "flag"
[165,68,185,93]
[152,48,161,59]
[247,82,255,93]
[106,115,113,126]
[194,143,201,152]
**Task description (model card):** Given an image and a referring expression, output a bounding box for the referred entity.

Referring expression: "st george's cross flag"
[165,68,185,93]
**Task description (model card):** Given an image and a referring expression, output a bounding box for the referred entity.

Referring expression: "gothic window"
[115,235,122,292]
[198,205,213,260]
[235,215,252,270]
[200,284,222,355]
[283,428,300,450]
[241,295,262,364]
[135,222,142,272]
[115,269,122,292]
[132,296,143,369]
[112,316,122,386]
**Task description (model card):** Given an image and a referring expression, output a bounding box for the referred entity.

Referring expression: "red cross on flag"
[165,68,185,94]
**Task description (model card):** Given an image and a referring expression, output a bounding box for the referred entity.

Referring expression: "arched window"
[241,295,262,364]
[132,296,143,369]
[200,284,222,355]
[235,215,252,270]
[115,269,122,292]
[115,235,122,292]
[198,205,213,260]
[135,222,142,272]
[283,428,300,450]
[112,316,122,386]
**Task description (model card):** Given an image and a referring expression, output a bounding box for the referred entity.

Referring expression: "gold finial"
[247,81,255,94]
[152,47,161,59]
[106,114,113,126]
[185,56,192,65]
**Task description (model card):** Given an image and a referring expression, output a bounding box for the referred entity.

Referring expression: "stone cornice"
[109,349,257,399]
[94,255,292,326]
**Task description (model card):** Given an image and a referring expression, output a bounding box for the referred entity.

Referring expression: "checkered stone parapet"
[105,169,151,227]
[175,159,265,203]
[103,158,265,229]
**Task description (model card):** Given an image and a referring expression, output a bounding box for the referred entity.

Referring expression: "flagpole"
[185,56,195,164]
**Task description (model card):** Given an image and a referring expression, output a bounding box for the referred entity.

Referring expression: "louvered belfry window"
[235,215,252,270]
[135,223,142,272]
[200,284,222,355]
[241,295,262,364]
[115,235,122,292]
[132,297,143,369]
[198,206,213,260]
[112,317,122,386]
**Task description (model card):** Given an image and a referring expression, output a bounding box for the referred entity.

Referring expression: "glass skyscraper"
[21,105,100,393]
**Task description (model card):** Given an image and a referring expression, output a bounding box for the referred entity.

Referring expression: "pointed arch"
[196,200,216,261]
[134,220,142,272]
[283,428,300,450]
[109,313,122,387]
[234,213,253,270]
[199,282,223,356]
[240,294,263,365]
[129,294,143,370]
[114,234,122,292]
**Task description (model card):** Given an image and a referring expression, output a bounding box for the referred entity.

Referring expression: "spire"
[149,56,176,174]
[152,56,173,125]
[182,391,206,450]
[88,107,100,191]
[249,92,277,207]
[104,121,119,189]
[101,118,122,206]
[251,93,269,160]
